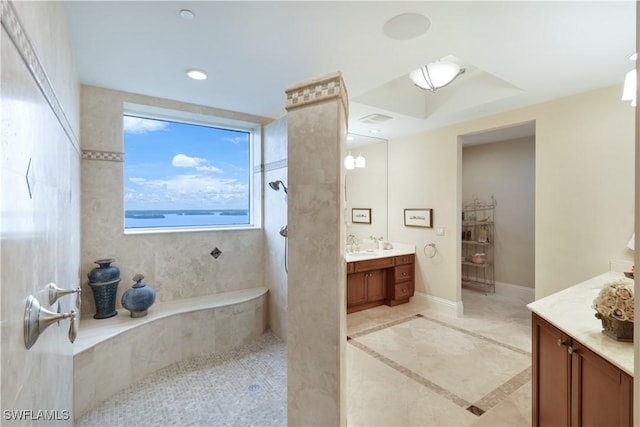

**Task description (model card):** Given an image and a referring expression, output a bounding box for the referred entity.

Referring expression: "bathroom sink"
[344,242,416,263]
[347,252,375,257]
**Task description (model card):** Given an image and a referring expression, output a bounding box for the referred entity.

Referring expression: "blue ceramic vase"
[121,273,156,318]
[88,259,120,319]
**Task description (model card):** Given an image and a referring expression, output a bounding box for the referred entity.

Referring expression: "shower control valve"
[24,295,77,350]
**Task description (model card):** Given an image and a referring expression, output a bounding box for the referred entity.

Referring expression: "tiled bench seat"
[73,287,268,420]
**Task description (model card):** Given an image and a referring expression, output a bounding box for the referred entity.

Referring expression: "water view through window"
[123,114,251,229]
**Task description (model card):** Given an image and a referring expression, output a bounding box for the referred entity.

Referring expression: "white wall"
[463,137,535,289]
[387,85,634,305]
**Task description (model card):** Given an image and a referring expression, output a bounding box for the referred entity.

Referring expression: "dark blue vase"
[88,259,120,319]
[121,273,156,318]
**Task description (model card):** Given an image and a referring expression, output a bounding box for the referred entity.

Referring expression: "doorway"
[460,121,536,305]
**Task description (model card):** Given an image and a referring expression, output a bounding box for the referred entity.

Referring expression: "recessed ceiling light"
[383,13,431,40]
[187,69,207,80]
[369,129,381,134]
[180,9,194,20]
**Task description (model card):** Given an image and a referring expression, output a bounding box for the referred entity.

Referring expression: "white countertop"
[527,272,634,376]
[344,242,415,263]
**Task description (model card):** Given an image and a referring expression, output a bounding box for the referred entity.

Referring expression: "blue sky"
[123,115,250,211]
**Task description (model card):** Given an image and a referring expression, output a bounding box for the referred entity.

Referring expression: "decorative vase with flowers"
[592,278,634,342]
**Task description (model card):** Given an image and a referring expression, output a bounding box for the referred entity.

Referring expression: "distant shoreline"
[125,209,248,219]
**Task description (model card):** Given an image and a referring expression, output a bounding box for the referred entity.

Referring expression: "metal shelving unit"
[461,196,496,293]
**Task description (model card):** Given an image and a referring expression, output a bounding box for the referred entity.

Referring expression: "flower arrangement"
[592,278,635,322]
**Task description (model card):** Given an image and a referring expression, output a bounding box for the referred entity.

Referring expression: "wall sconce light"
[344,152,365,170]
[409,60,465,92]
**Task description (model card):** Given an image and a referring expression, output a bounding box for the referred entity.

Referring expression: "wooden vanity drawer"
[392,282,412,299]
[394,264,414,282]
[352,257,395,273]
[394,254,414,265]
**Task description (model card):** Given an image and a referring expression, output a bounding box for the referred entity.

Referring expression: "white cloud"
[123,116,169,134]
[126,173,248,209]
[222,135,248,145]
[172,154,223,173]
[195,165,223,173]
[172,154,206,168]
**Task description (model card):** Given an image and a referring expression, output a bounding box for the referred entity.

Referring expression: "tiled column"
[285,72,348,425]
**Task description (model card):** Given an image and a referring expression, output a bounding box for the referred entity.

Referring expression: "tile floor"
[76,288,531,426]
[75,331,287,427]
[346,288,532,426]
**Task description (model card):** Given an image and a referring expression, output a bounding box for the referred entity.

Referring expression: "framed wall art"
[404,208,433,228]
[352,208,372,224]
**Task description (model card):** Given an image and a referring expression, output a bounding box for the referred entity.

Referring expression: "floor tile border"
[473,366,531,412]
[416,314,531,356]
[347,315,418,340]
[348,339,473,409]
[348,314,532,416]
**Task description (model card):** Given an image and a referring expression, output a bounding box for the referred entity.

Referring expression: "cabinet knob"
[402,272,407,276]
[567,346,577,355]
[557,339,567,347]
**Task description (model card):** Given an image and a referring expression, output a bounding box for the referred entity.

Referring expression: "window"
[123,112,254,231]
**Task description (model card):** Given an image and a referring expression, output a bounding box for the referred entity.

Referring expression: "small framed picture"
[352,208,372,224]
[404,208,433,228]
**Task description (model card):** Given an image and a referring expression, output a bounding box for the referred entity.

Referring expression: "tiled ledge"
[75,287,268,355]
[74,287,269,420]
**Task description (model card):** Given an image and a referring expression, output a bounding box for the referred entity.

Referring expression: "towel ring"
[424,243,437,258]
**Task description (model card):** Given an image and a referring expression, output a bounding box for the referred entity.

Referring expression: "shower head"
[268,180,288,194]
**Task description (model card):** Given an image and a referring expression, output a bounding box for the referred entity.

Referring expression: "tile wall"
[1,1,80,424]
[263,116,288,340]
[285,72,348,426]
[79,86,272,319]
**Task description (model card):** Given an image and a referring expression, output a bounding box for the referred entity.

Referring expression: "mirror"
[345,134,388,243]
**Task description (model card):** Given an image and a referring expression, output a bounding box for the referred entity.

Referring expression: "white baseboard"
[413,291,463,317]
[494,281,535,303]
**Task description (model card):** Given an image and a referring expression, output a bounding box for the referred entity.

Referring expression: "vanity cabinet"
[387,254,415,306]
[532,313,633,427]
[346,270,386,309]
[346,254,414,313]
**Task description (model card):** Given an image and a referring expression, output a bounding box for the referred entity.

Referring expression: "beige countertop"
[344,242,415,263]
[527,272,634,376]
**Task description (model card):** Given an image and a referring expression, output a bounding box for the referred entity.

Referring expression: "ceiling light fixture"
[410,60,465,92]
[344,152,365,170]
[187,69,207,81]
[622,53,636,107]
[180,9,194,20]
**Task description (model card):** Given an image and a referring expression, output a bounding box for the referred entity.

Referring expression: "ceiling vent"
[359,114,393,124]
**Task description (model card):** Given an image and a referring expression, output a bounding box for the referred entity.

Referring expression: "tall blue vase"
[88,259,120,319]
